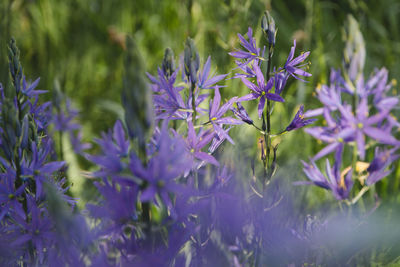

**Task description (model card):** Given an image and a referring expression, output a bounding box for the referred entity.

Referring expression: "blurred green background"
[1,0,400,208]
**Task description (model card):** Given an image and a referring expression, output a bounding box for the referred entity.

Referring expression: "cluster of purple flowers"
[0,39,91,266]
[83,10,319,266]
[85,31,251,265]
[4,10,398,267]
[229,12,315,190]
[301,16,400,202]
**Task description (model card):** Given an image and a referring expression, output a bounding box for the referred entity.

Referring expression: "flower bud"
[20,114,29,149]
[261,11,276,47]
[162,48,175,78]
[8,38,23,95]
[343,15,365,81]
[184,37,200,83]
[122,36,154,148]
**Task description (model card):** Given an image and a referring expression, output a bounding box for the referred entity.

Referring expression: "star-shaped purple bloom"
[366,147,400,186]
[301,145,353,200]
[238,63,284,118]
[229,27,262,64]
[231,102,253,125]
[337,97,400,159]
[21,142,65,200]
[11,196,55,264]
[130,123,190,209]
[0,169,26,221]
[209,88,242,144]
[198,56,228,90]
[285,105,316,132]
[186,122,219,166]
[284,40,311,82]
[86,120,130,181]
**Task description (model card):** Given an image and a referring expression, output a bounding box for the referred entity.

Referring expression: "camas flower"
[337,97,400,159]
[274,70,288,95]
[87,179,138,228]
[21,76,46,97]
[0,169,26,221]
[231,102,253,125]
[284,40,311,82]
[198,56,227,90]
[238,63,284,118]
[86,120,130,180]
[229,27,263,64]
[209,88,242,143]
[10,196,55,264]
[21,141,65,200]
[130,123,190,209]
[305,124,355,161]
[301,145,353,200]
[285,105,316,132]
[186,122,219,166]
[366,147,400,186]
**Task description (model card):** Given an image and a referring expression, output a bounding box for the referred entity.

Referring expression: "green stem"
[351,80,358,180]
[262,44,273,187]
[191,82,196,124]
[14,92,23,188]
[58,130,64,160]
[350,186,369,205]
[137,140,151,245]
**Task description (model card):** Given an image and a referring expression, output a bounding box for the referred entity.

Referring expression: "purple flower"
[152,76,187,120]
[284,40,311,82]
[147,67,181,93]
[274,70,288,95]
[238,63,284,118]
[28,96,52,132]
[186,122,219,166]
[21,76,47,97]
[212,165,233,189]
[314,80,343,111]
[0,169,26,221]
[21,142,65,199]
[11,196,55,264]
[130,123,190,209]
[87,180,138,227]
[366,147,399,186]
[70,131,91,154]
[305,123,356,161]
[209,126,232,153]
[231,102,253,125]
[52,99,80,132]
[337,97,400,159]
[301,145,353,200]
[209,88,242,143]
[285,105,316,132]
[232,59,258,79]
[229,27,262,64]
[86,120,131,181]
[198,56,227,89]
